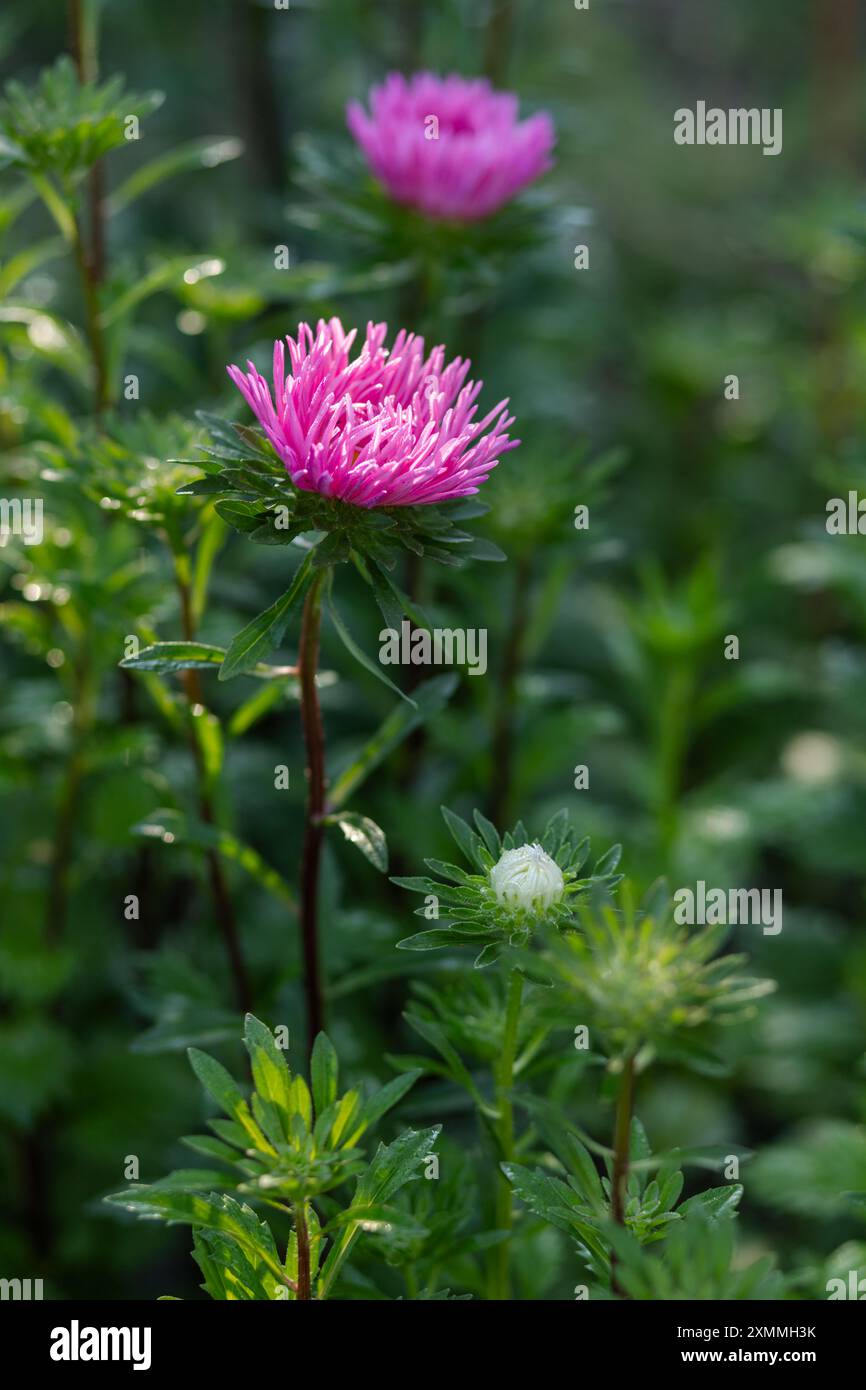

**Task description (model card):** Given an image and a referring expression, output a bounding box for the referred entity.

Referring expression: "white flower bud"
[489,843,564,913]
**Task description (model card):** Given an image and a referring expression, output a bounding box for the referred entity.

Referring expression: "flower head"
[490,843,564,914]
[347,72,554,222]
[395,807,623,967]
[538,883,776,1056]
[227,318,517,509]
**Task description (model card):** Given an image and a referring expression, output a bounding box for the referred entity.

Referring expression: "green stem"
[610,1052,636,1296]
[654,662,694,870]
[490,966,524,1299]
[68,0,108,414]
[295,1201,311,1300]
[298,568,329,1056]
[611,1053,635,1225]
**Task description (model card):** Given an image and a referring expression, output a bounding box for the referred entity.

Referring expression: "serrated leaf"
[678,1184,743,1221]
[317,1125,441,1297]
[105,1189,289,1288]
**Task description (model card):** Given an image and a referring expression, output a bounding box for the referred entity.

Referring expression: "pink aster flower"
[226,318,518,509]
[346,72,554,222]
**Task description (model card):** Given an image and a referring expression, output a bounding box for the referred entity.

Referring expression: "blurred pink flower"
[346,72,554,222]
[227,318,518,508]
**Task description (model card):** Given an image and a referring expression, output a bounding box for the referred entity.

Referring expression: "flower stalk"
[610,1050,636,1297]
[68,0,108,415]
[298,567,329,1055]
[490,965,524,1299]
[294,1201,312,1301]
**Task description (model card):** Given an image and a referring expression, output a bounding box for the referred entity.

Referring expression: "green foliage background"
[1,0,865,1299]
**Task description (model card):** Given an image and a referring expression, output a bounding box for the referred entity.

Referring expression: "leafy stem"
[294,1202,312,1301]
[611,1052,636,1225]
[299,566,330,1055]
[68,0,108,413]
[490,965,524,1299]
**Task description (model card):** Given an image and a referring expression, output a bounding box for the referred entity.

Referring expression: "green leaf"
[473,809,502,858]
[324,811,388,872]
[441,806,484,869]
[145,1168,232,1194]
[0,235,64,297]
[501,1163,606,1260]
[396,928,495,952]
[328,596,415,706]
[120,641,226,674]
[354,1071,421,1141]
[132,810,295,909]
[102,254,221,327]
[187,1047,274,1153]
[243,1015,293,1138]
[105,1189,288,1288]
[593,843,623,878]
[181,1135,240,1165]
[220,552,314,681]
[679,1184,743,1221]
[403,1012,487,1108]
[108,136,243,214]
[317,1125,440,1297]
[460,537,507,562]
[323,1204,428,1237]
[310,1033,339,1116]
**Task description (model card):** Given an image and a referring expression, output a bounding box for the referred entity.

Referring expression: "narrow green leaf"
[187,1048,274,1154]
[441,806,484,868]
[120,641,226,674]
[328,597,415,706]
[352,1071,421,1143]
[310,1033,339,1116]
[243,1015,293,1137]
[220,552,313,681]
[132,810,296,909]
[109,136,243,214]
[328,675,456,810]
[105,1189,288,1288]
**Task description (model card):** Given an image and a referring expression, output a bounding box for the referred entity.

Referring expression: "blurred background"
[1,0,865,1298]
